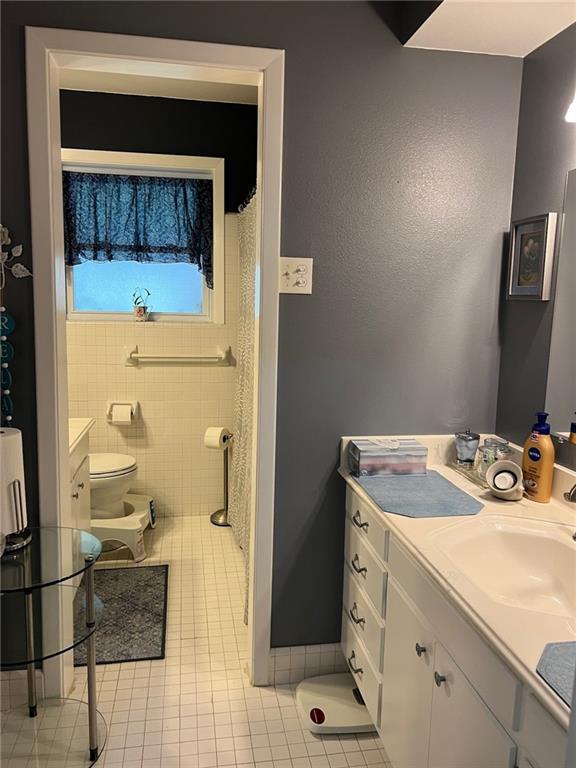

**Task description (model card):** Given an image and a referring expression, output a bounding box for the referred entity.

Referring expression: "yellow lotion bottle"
[570,413,576,445]
[522,411,555,503]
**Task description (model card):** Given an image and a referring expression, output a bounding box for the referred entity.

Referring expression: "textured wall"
[67,216,239,518]
[496,23,576,447]
[1,1,522,646]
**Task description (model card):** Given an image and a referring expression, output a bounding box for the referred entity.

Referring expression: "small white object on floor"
[296,672,377,734]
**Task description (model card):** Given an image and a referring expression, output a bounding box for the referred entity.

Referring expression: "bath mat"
[74,564,168,666]
[356,470,483,518]
[537,641,575,707]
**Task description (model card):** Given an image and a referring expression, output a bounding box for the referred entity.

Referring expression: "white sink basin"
[430,515,576,618]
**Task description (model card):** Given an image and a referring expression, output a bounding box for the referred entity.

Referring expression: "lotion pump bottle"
[570,413,576,445]
[522,411,555,503]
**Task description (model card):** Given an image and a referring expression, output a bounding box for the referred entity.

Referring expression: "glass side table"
[1,527,107,766]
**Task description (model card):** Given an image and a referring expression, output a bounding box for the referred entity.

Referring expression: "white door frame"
[25,26,284,691]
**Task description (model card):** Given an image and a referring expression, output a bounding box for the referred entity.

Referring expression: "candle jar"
[478,437,511,478]
[454,429,480,467]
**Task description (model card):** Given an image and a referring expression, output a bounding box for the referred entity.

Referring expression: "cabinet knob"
[434,672,447,687]
[77,482,85,489]
[352,511,369,531]
[351,554,367,576]
[347,651,363,675]
[72,492,79,500]
[415,643,427,657]
[349,602,366,626]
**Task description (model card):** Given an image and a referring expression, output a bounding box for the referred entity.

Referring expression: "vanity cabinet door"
[71,455,91,532]
[380,580,434,768]
[428,644,516,768]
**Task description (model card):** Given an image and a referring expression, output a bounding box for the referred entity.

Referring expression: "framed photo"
[507,213,557,300]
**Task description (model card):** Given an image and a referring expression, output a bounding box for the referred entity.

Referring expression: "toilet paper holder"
[106,401,139,422]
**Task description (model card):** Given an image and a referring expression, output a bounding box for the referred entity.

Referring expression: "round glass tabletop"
[0,527,102,593]
[1,584,104,667]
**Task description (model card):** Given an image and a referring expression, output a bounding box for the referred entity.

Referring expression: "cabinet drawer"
[520,694,566,768]
[341,613,382,727]
[345,523,388,615]
[389,537,521,732]
[346,486,389,562]
[343,566,385,672]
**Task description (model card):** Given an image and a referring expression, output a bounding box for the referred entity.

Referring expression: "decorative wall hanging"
[507,213,557,301]
[1,225,33,426]
[1,226,32,289]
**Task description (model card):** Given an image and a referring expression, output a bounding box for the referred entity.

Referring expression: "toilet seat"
[89,452,137,479]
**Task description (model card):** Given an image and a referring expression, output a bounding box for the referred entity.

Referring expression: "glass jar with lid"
[478,437,512,478]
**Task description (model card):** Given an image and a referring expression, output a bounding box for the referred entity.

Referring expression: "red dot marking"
[310,708,325,725]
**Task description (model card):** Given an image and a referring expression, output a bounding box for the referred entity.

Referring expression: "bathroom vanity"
[339,436,575,768]
[68,417,94,531]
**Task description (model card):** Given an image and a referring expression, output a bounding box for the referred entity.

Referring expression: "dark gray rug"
[74,565,168,666]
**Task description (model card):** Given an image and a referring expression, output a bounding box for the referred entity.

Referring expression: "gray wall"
[1,1,522,647]
[496,23,576,447]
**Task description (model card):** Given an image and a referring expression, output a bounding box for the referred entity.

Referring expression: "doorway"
[25,26,284,694]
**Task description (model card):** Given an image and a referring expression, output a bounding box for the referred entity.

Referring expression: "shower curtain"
[228,190,258,623]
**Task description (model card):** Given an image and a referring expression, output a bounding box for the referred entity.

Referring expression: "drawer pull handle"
[349,603,365,626]
[415,643,427,657]
[351,554,367,576]
[72,492,79,500]
[348,651,363,675]
[434,672,447,687]
[352,511,369,531]
[77,482,85,489]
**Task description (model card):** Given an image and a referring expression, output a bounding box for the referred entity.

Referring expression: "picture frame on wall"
[507,212,558,301]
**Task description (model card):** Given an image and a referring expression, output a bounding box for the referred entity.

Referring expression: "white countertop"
[339,435,576,731]
[69,417,95,454]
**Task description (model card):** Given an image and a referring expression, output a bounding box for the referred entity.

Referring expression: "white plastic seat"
[91,515,146,562]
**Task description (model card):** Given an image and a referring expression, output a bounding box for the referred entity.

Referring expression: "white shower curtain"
[228,191,258,623]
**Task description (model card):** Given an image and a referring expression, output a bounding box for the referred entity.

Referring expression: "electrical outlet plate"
[279,257,313,294]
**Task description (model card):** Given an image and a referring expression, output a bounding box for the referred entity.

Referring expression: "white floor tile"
[61,516,391,768]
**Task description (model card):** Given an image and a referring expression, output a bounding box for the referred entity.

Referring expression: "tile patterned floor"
[74,516,391,767]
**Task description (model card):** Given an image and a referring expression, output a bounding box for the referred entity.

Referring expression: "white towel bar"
[125,345,231,366]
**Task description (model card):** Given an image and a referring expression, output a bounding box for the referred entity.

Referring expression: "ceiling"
[404,0,576,57]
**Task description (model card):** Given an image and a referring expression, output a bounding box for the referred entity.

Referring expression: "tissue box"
[348,438,428,477]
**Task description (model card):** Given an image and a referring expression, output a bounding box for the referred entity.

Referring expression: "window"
[69,261,208,315]
[62,149,224,322]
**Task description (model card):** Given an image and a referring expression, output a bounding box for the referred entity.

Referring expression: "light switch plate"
[279,257,313,294]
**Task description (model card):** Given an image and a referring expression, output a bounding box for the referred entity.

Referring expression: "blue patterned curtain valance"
[63,172,214,288]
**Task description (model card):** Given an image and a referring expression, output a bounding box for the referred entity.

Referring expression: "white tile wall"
[268,647,347,687]
[67,216,240,518]
[0,669,44,712]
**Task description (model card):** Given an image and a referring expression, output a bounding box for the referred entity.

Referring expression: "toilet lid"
[89,453,137,478]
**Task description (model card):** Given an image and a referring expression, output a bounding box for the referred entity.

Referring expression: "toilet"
[89,452,138,519]
[89,452,152,562]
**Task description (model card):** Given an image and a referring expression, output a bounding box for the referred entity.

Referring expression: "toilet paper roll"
[204,427,231,450]
[0,428,28,534]
[111,404,133,425]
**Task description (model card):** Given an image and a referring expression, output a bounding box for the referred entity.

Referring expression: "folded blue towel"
[537,642,575,708]
[356,470,483,518]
